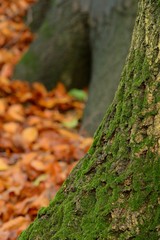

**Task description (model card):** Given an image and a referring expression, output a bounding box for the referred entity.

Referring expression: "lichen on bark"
[19,0,160,239]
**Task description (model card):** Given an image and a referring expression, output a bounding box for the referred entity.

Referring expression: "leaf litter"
[0,1,92,239]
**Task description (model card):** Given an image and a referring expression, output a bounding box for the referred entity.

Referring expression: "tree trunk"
[81,0,137,136]
[13,0,136,95]
[14,0,91,89]
[25,1,51,32]
[19,0,160,239]
[14,0,137,135]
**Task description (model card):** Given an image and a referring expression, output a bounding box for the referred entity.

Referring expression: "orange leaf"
[32,82,47,96]
[22,127,38,143]
[38,98,57,108]
[30,160,46,172]
[0,231,10,240]
[0,98,7,116]
[3,122,20,134]
[0,158,9,171]
[1,64,13,78]
[7,104,24,122]
[58,128,79,140]
[21,152,38,164]
[80,138,93,150]
[1,216,29,231]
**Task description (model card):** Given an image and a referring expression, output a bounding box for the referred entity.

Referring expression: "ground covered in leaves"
[0,1,92,239]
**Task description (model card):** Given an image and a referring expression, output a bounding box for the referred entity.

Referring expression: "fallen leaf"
[69,88,88,101]
[62,119,78,129]
[22,127,38,143]
[58,128,80,140]
[0,158,9,171]
[32,82,47,96]
[7,104,24,122]
[33,174,48,186]
[1,63,13,78]
[3,122,20,134]
[30,160,46,172]
[0,99,7,116]
[1,216,29,231]
[0,231,10,240]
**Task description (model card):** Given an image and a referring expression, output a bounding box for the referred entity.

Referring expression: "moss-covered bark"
[26,1,51,32]
[19,0,160,239]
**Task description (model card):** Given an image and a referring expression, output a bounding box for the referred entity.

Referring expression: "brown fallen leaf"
[58,128,80,140]
[30,160,47,172]
[0,231,10,240]
[3,122,20,134]
[32,82,48,97]
[22,127,38,143]
[7,104,24,122]
[0,98,7,116]
[1,63,13,78]
[0,158,9,171]
[0,216,30,231]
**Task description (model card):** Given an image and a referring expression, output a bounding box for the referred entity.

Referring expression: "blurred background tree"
[13,0,137,135]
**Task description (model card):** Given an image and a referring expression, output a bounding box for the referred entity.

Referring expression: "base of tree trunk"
[18,1,160,239]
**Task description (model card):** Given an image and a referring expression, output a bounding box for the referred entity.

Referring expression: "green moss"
[40,21,53,39]
[21,51,39,71]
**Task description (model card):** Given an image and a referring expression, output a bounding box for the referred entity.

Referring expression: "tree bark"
[81,0,137,136]
[13,0,136,94]
[14,0,91,89]
[14,0,137,135]
[25,1,51,32]
[19,0,160,239]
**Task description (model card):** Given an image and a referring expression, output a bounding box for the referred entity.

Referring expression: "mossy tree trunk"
[26,1,51,32]
[19,0,160,239]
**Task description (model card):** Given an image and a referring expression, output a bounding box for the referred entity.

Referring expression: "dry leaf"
[3,122,20,134]
[0,99,7,116]
[0,158,9,171]
[22,127,38,143]
[30,160,46,172]
[1,64,13,78]
[1,216,29,231]
[0,231,10,240]
[7,104,24,122]
[58,128,80,140]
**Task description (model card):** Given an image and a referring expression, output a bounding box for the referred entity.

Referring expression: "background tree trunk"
[14,0,91,89]
[19,0,160,239]
[14,0,137,136]
[26,0,51,32]
[81,0,137,135]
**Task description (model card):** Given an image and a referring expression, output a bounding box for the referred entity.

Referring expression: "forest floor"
[0,1,92,239]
